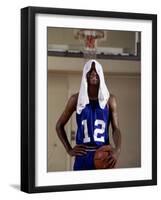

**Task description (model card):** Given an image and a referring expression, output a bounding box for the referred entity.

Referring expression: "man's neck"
[88,85,99,100]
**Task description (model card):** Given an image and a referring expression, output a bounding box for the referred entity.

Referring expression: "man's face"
[86,62,100,86]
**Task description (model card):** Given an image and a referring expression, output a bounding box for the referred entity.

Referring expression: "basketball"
[94,145,111,169]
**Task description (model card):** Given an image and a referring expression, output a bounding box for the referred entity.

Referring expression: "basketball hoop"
[75,29,105,58]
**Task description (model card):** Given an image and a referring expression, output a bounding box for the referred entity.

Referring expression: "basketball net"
[75,30,104,59]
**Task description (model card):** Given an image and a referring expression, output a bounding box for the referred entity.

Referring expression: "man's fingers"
[73,149,87,155]
[74,150,87,154]
[103,154,113,163]
[107,157,115,165]
[106,154,117,166]
[74,147,87,152]
[75,152,85,156]
[106,159,116,168]
[72,151,85,156]
[100,153,117,168]
[76,145,87,148]
[108,160,116,168]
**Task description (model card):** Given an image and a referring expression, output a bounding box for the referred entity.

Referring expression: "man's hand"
[68,145,87,156]
[97,145,120,168]
[105,146,120,168]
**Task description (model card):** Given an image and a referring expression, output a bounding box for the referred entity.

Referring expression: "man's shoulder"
[107,93,117,106]
[70,93,79,101]
[68,93,79,106]
[107,94,117,108]
[109,93,117,101]
[65,93,78,111]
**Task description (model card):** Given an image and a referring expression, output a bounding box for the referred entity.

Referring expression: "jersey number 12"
[82,119,105,143]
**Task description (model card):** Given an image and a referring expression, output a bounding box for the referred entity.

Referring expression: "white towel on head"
[76,59,110,114]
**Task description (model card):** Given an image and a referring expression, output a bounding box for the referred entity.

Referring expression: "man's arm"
[107,94,122,167]
[109,94,121,152]
[56,93,87,156]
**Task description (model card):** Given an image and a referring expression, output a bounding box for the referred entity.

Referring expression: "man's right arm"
[56,94,87,156]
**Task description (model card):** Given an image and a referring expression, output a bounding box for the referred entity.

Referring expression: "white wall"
[0,0,160,200]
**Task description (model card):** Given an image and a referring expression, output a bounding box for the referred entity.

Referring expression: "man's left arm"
[108,94,122,168]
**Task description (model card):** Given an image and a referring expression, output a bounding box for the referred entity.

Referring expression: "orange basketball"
[94,146,111,169]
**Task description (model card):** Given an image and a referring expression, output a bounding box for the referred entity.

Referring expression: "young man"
[56,59,121,170]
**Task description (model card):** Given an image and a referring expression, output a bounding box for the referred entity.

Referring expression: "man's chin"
[90,81,99,86]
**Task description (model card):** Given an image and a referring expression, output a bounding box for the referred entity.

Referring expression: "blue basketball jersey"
[73,100,110,170]
[76,100,110,147]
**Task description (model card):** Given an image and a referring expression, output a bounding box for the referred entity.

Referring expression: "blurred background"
[47,27,141,172]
